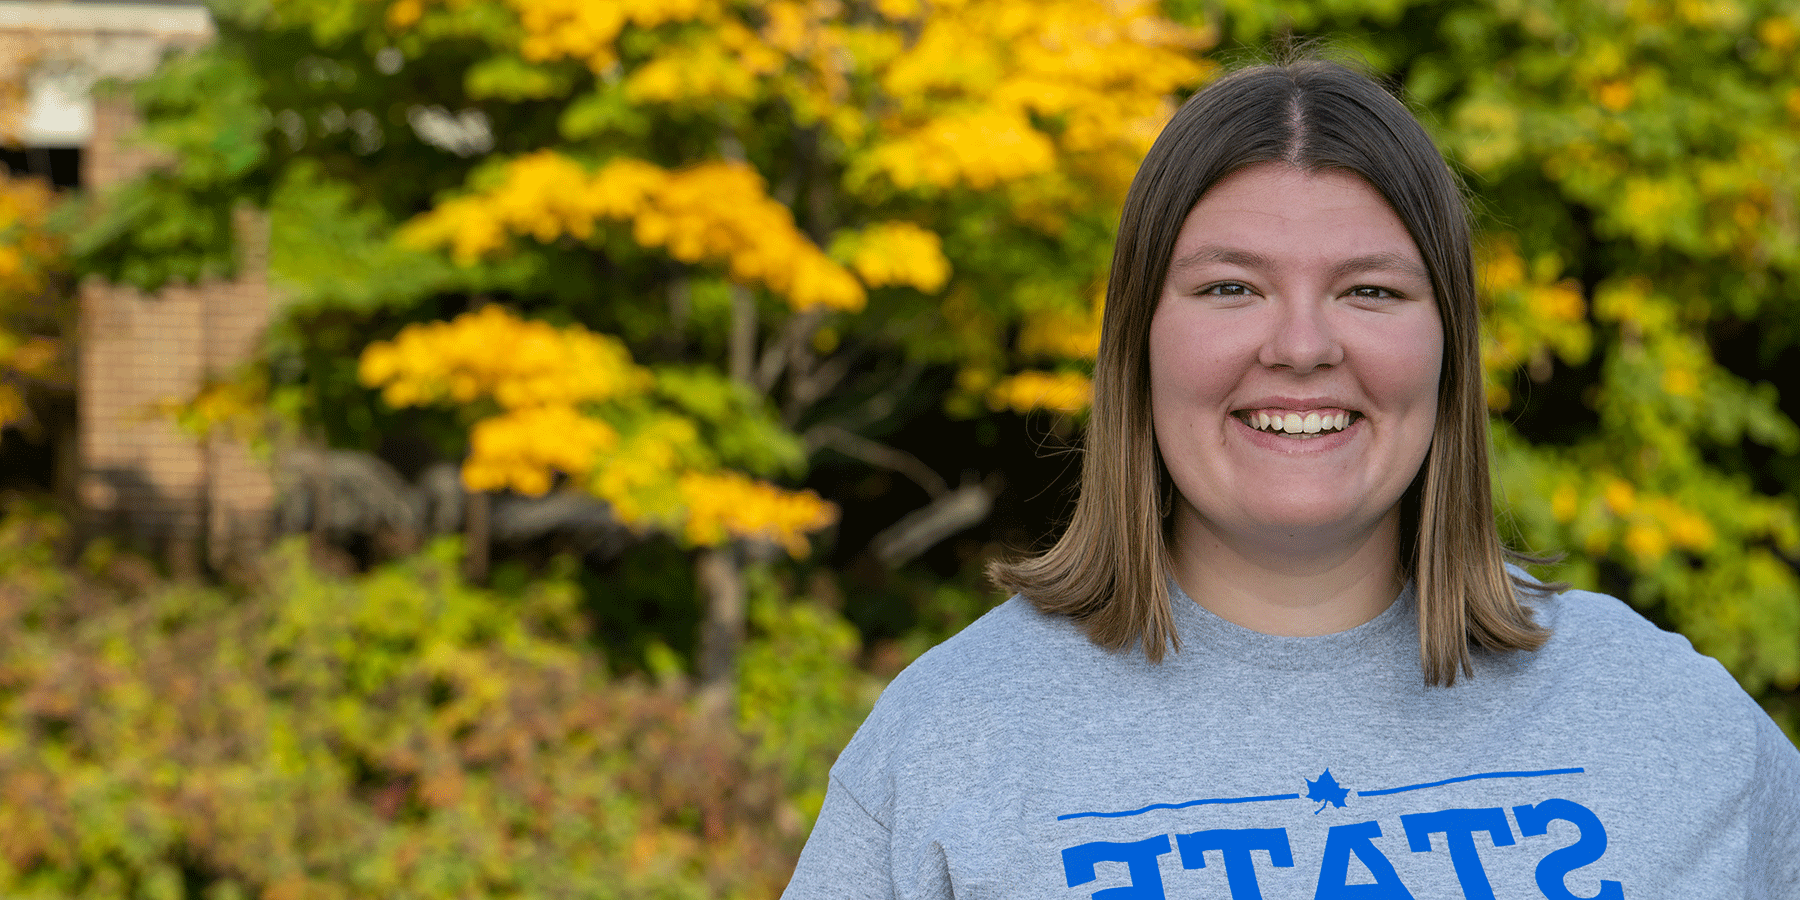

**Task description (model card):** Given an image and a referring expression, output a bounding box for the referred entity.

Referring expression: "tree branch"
[788,347,854,414]
[868,474,1001,568]
[756,306,820,395]
[806,423,948,498]
[810,360,925,436]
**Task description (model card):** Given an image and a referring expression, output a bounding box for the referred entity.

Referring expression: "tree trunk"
[695,543,745,713]
[729,284,757,385]
[462,488,489,583]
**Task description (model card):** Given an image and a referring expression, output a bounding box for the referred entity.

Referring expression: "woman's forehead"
[1165,164,1429,280]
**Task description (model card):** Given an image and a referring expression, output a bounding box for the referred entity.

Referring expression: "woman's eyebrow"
[1169,245,1430,284]
[1168,245,1274,274]
[1328,251,1431,284]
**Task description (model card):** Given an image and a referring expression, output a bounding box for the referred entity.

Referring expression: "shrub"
[0,503,860,900]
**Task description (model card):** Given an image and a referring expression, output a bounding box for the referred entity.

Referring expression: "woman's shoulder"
[1513,582,1762,724]
[1523,583,1800,807]
[824,596,1094,801]
[865,594,1089,710]
[1524,584,1716,672]
[1527,584,1710,664]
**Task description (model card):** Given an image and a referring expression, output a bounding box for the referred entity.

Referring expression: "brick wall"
[78,94,273,574]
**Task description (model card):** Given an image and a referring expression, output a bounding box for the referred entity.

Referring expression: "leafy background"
[3,0,1798,895]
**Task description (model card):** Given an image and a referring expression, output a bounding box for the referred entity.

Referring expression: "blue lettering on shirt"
[1062,834,1172,900]
[1512,799,1624,900]
[1315,820,1416,900]
[1399,807,1516,900]
[1175,828,1294,899]
[1057,771,1620,900]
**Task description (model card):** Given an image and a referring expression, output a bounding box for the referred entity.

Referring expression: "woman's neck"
[1165,506,1405,636]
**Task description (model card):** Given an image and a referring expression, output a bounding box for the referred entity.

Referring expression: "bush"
[0,502,870,899]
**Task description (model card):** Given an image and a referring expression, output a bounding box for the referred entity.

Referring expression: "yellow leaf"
[848,221,951,294]
[1604,479,1636,516]
[986,370,1092,413]
[1551,483,1579,524]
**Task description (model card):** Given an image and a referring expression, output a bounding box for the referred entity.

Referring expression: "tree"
[77,0,1800,733]
[77,0,1211,694]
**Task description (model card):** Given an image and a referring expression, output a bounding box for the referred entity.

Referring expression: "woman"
[783,60,1800,898]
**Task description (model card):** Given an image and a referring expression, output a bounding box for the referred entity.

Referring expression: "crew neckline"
[1166,577,1419,672]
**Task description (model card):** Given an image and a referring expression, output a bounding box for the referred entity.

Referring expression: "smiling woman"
[781,60,1800,899]
[1150,164,1445,636]
[996,62,1541,686]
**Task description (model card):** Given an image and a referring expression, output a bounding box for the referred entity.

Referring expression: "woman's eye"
[1200,282,1252,296]
[1348,285,1403,300]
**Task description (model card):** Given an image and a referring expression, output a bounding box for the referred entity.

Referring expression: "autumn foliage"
[357,304,836,553]
[47,0,1800,711]
[0,171,67,432]
[0,501,868,899]
[354,0,1213,521]
[11,0,1800,893]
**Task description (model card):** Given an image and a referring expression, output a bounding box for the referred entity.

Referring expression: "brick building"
[3,1,274,573]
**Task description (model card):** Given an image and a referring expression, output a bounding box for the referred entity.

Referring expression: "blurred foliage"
[33,7,1800,896]
[0,171,71,437]
[70,0,1208,563]
[736,567,879,823]
[357,304,835,554]
[0,497,877,899]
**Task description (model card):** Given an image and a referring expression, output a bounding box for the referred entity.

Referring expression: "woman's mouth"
[1238,409,1359,437]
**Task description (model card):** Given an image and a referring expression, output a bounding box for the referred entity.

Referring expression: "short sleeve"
[782,773,898,900]
[1747,711,1800,898]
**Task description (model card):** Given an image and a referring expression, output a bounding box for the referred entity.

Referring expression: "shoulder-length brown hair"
[990,59,1549,686]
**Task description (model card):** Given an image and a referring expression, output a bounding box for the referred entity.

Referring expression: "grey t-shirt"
[783,584,1800,898]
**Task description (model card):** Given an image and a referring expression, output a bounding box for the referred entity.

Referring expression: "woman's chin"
[1180,502,1402,563]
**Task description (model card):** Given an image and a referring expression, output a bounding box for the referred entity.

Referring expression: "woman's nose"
[1258,300,1344,372]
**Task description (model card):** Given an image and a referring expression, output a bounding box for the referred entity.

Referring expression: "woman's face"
[1149,162,1443,559]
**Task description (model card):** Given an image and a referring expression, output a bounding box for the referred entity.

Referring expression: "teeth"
[1247,411,1352,435]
